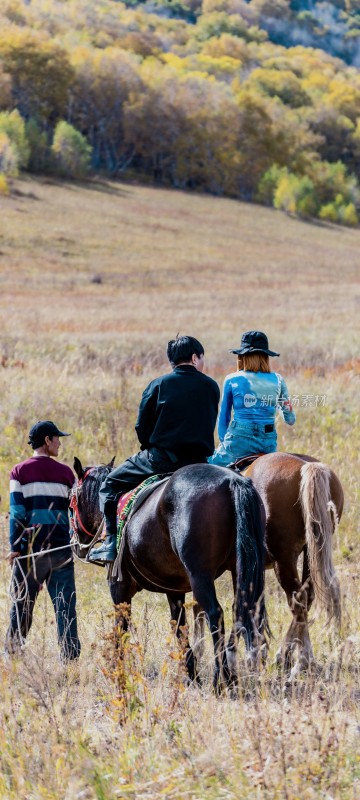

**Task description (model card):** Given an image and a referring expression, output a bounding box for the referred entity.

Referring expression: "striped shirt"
[9,456,75,554]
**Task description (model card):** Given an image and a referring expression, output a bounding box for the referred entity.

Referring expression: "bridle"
[69,468,105,551]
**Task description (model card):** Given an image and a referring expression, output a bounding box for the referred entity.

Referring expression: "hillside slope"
[1,175,359,368]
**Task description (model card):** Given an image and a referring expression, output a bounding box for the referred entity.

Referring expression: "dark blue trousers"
[99,448,177,535]
[6,551,81,661]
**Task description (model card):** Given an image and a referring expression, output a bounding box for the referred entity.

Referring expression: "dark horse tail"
[230,475,268,648]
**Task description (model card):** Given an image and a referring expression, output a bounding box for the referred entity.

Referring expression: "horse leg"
[189,574,228,693]
[292,545,316,673]
[225,568,266,687]
[166,593,198,683]
[193,601,206,666]
[225,571,239,685]
[286,551,316,682]
[274,559,314,679]
[302,544,315,616]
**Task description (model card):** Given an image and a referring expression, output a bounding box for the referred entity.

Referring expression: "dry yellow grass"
[0,176,359,798]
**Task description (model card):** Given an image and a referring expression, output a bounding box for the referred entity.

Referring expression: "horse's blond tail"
[300,462,341,628]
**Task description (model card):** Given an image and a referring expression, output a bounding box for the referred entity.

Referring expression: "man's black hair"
[167,335,204,366]
[29,432,49,449]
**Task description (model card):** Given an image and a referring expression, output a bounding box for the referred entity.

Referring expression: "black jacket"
[135,365,220,463]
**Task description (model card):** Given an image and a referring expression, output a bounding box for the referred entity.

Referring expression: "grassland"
[0,176,359,799]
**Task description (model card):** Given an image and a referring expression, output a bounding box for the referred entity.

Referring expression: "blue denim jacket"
[218,370,296,441]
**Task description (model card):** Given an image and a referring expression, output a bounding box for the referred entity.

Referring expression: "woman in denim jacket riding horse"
[208,331,296,467]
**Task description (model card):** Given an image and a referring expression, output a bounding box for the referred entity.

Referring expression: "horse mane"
[81,464,111,513]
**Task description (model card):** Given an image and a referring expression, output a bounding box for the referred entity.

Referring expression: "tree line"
[0,0,360,225]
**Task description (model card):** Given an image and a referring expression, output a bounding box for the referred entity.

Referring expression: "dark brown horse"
[70,459,268,690]
[238,452,344,681]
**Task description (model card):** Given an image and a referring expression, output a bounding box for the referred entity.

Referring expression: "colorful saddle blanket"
[116,474,169,548]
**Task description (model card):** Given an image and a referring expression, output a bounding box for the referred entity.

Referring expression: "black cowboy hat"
[230,330,280,357]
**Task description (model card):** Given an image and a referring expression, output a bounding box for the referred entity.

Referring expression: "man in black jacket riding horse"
[89,335,220,562]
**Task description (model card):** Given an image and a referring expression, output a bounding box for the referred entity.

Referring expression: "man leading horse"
[90,335,220,563]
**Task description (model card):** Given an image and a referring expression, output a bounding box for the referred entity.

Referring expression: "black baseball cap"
[28,420,71,448]
[230,330,280,357]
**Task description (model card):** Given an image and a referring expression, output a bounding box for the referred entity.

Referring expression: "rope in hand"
[7,517,106,637]
[8,544,74,648]
[6,468,106,643]
[6,468,106,627]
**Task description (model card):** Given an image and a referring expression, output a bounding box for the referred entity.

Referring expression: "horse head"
[69,456,115,559]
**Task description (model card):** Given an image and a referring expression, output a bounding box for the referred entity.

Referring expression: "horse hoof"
[185,671,203,688]
[225,647,237,678]
[245,648,260,672]
[285,656,315,685]
[260,642,268,666]
[213,672,224,695]
[227,684,238,701]
[275,647,294,672]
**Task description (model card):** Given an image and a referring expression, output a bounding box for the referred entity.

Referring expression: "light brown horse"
[241,452,344,680]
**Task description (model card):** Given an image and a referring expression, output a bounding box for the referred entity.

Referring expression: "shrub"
[0,172,9,194]
[270,162,359,226]
[309,161,359,208]
[0,109,29,168]
[339,202,358,226]
[273,170,299,213]
[319,202,338,223]
[256,164,286,205]
[295,175,319,218]
[51,121,92,179]
[25,118,49,173]
[274,171,319,217]
[0,131,18,176]
[319,199,358,226]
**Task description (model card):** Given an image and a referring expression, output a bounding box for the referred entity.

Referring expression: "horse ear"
[107,456,115,470]
[73,457,85,479]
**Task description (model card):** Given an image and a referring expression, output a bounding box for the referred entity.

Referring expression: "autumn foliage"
[0,0,360,223]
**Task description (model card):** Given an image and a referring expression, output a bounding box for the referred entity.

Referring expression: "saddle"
[116,474,170,547]
[112,473,170,580]
[228,453,266,474]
